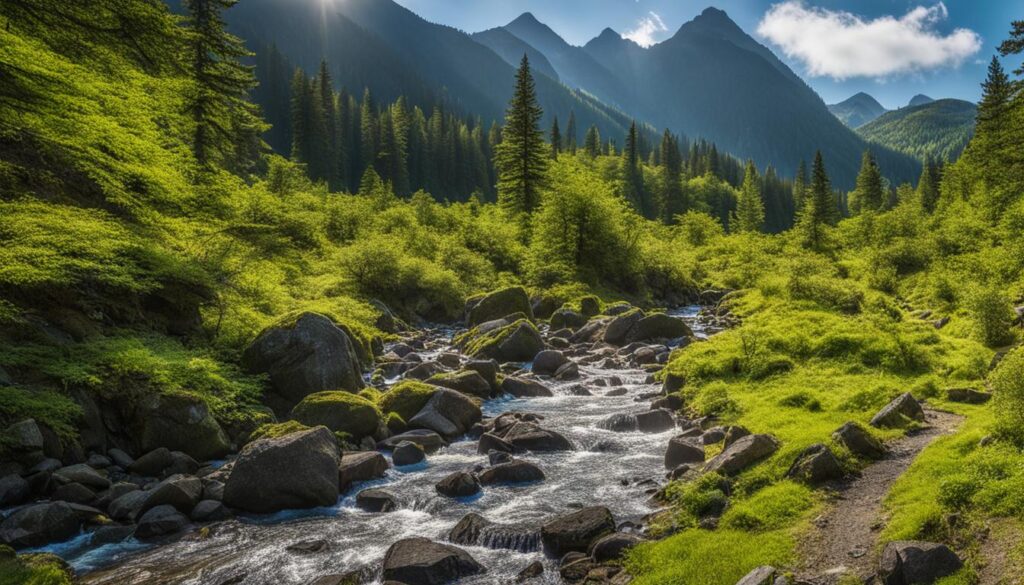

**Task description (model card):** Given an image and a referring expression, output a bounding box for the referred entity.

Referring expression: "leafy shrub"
[991,348,1024,444]
[965,284,1014,347]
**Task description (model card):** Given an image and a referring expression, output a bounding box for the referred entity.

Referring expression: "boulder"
[628,313,693,343]
[477,432,514,454]
[879,541,962,585]
[870,393,925,428]
[135,505,189,539]
[589,532,643,562]
[786,444,844,485]
[550,309,587,330]
[435,472,481,497]
[554,362,579,381]
[392,442,426,466]
[945,388,992,404]
[134,393,231,461]
[337,451,388,492]
[291,391,382,439]
[832,422,885,460]
[735,566,777,585]
[427,370,492,399]
[479,460,545,485]
[108,490,147,521]
[463,320,544,363]
[51,482,96,505]
[0,475,30,507]
[603,310,645,346]
[463,360,500,393]
[467,287,534,327]
[723,426,751,448]
[355,488,398,512]
[503,423,574,452]
[224,426,340,513]
[635,409,676,433]
[138,474,202,518]
[665,436,705,469]
[502,376,553,398]
[190,499,232,522]
[166,451,200,476]
[378,430,447,453]
[5,419,44,452]
[703,434,780,476]
[517,561,544,582]
[241,312,365,404]
[130,447,174,476]
[92,524,136,545]
[382,537,486,584]
[0,502,81,547]
[448,512,493,547]
[533,350,569,376]
[541,507,616,557]
[408,388,482,439]
[52,464,109,490]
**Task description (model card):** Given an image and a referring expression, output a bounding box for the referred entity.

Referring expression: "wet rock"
[449,513,493,546]
[382,537,486,584]
[392,441,425,466]
[570,318,612,344]
[91,524,135,545]
[561,558,598,582]
[0,474,31,507]
[356,488,399,512]
[603,310,645,346]
[467,286,533,327]
[135,504,189,539]
[134,392,231,462]
[108,490,147,521]
[870,393,925,428]
[403,361,445,380]
[567,385,592,396]
[488,451,513,465]
[703,434,780,476]
[945,388,992,404]
[242,313,365,403]
[541,506,616,557]
[478,432,515,454]
[834,421,888,462]
[138,474,202,518]
[291,391,382,440]
[130,447,174,477]
[436,471,481,497]
[600,413,637,432]
[408,388,482,439]
[502,376,553,398]
[224,427,340,513]
[517,560,544,582]
[635,409,675,433]
[378,430,447,453]
[190,499,232,522]
[554,361,580,381]
[628,314,693,343]
[786,444,844,485]
[0,501,81,547]
[53,463,109,490]
[286,539,330,554]
[651,395,683,411]
[879,541,962,585]
[665,436,705,469]
[338,451,389,492]
[479,460,545,485]
[589,532,643,562]
[427,370,492,399]
[503,422,574,452]
[735,565,777,585]
[463,360,500,393]
[605,388,628,397]
[551,308,587,330]
[201,478,225,501]
[466,320,545,363]
[51,482,96,505]
[533,350,570,376]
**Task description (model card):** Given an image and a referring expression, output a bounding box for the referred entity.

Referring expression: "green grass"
[626,529,793,585]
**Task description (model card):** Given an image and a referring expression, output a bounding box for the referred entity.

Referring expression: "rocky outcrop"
[224,426,340,513]
[879,541,962,585]
[382,537,486,584]
[291,391,382,440]
[870,393,925,428]
[541,507,616,557]
[242,312,365,404]
[703,434,779,476]
[466,286,534,327]
[133,393,231,462]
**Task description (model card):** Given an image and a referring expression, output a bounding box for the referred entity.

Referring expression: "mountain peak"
[508,12,543,28]
[908,94,934,107]
[598,27,620,40]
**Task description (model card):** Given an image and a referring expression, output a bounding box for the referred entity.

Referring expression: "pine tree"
[182,0,260,169]
[916,158,941,212]
[978,57,1013,130]
[495,56,549,215]
[998,20,1024,74]
[389,97,410,196]
[316,60,339,188]
[853,150,884,212]
[797,150,835,249]
[360,88,377,175]
[660,130,685,222]
[623,121,646,215]
[583,125,601,157]
[550,116,561,159]
[793,159,808,211]
[733,160,765,233]
[565,110,577,154]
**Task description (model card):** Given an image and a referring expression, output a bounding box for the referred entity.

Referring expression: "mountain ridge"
[829,92,889,128]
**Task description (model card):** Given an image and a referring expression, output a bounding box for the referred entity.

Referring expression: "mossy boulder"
[578,295,602,318]
[550,308,587,330]
[458,319,544,363]
[248,421,310,443]
[378,381,439,422]
[427,370,492,399]
[242,312,365,405]
[134,393,231,461]
[291,391,382,440]
[465,287,533,327]
[628,313,693,343]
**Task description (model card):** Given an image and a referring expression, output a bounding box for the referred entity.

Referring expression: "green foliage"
[857,99,976,162]
[377,380,437,422]
[720,481,816,531]
[496,56,548,215]
[626,529,792,585]
[248,420,310,442]
[733,160,764,233]
[964,284,1015,347]
[991,348,1024,444]
[0,549,72,585]
[660,472,730,528]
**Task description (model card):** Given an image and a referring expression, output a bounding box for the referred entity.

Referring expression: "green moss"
[0,548,73,585]
[248,421,310,442]
[377,381,437,422]
[291,391,382,438]
[0,387,81,446]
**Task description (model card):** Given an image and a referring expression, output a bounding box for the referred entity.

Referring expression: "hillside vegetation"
[858,98,977,163]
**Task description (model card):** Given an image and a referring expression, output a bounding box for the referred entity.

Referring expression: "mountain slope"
[829,93,888,128]
[471,27,560,82]
[858,99,976,162]
[909,94,935,107]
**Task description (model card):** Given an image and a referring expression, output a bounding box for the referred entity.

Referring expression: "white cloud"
[624,11,668,47]
[756,2,982,80]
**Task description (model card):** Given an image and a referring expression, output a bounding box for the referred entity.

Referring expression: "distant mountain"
[828,93,888,128]
[202,0,638,152]
[471,27,560,82]
[525,7,919,187]
[908,94,935,107]
[858,99,976,162]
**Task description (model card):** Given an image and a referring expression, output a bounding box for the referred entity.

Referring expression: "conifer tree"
[360,88,377,174]
[583,125,601,157]
[998,20,1024,74]
[978,57,1013,131]
[916,158,941,212]
[793,159,808,211]
[623,121,646,215]
[565,110,577,154]
[316,60,339,188]
[183,0,260,169]
[660,130,685,223]
[733,160,764,233]
[797,150,835,249]
[495,56,548,215]
[853,150,884,212]
[550,116,561,159]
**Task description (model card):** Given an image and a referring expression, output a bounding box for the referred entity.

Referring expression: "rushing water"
[46,306,711,585]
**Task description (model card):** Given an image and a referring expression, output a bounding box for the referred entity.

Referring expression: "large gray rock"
[135,504,189,539]
[466,320,545,363]
[355,488,398,512]
[241,312,365,403]
[133,393,231,461]
[945,388,992,404]
[5,419,44,452]
[467,286,533,327]
[53,464,109,490]
[703,434,780,476]
[503,422,573,452]
[138,474,202,518]
[603,310,645,346]
[501,376,553,398]
[665,436,705,469]
[435,471,481,497]
[589,532,643,563]
[735,565,777,585]
[628,313,693,343]
[833,422,885,460]
[0,474,30,507]
[532,350,569,376]
[479,460,545,485]
[408,389,482,439]
[879,541,962,585]
[786,443,843,485]
[635,409,676,433]
[108,490,148,521]
[129,447,174,476]
[870,393,925,428]
[428,370,492,399]
[541,507,615,557]
[0,501,81,547]
[224,427,340,513]
[190,499,232,522]
[383,537,486,584]
[550,308,587,330]
[378,430,447,453]
[392,441,426,466]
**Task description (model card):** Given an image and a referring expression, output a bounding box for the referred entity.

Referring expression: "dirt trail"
[796,408,963,583]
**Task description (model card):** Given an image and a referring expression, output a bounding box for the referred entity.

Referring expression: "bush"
[991,348,1024,444]
[965,284,1015,347]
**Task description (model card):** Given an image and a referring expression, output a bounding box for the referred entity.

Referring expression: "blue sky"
[394,0,1022,109]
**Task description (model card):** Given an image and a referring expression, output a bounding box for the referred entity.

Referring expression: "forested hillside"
[828,92,889,128]
[858,97,977,162]
[1,1,1023,584]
